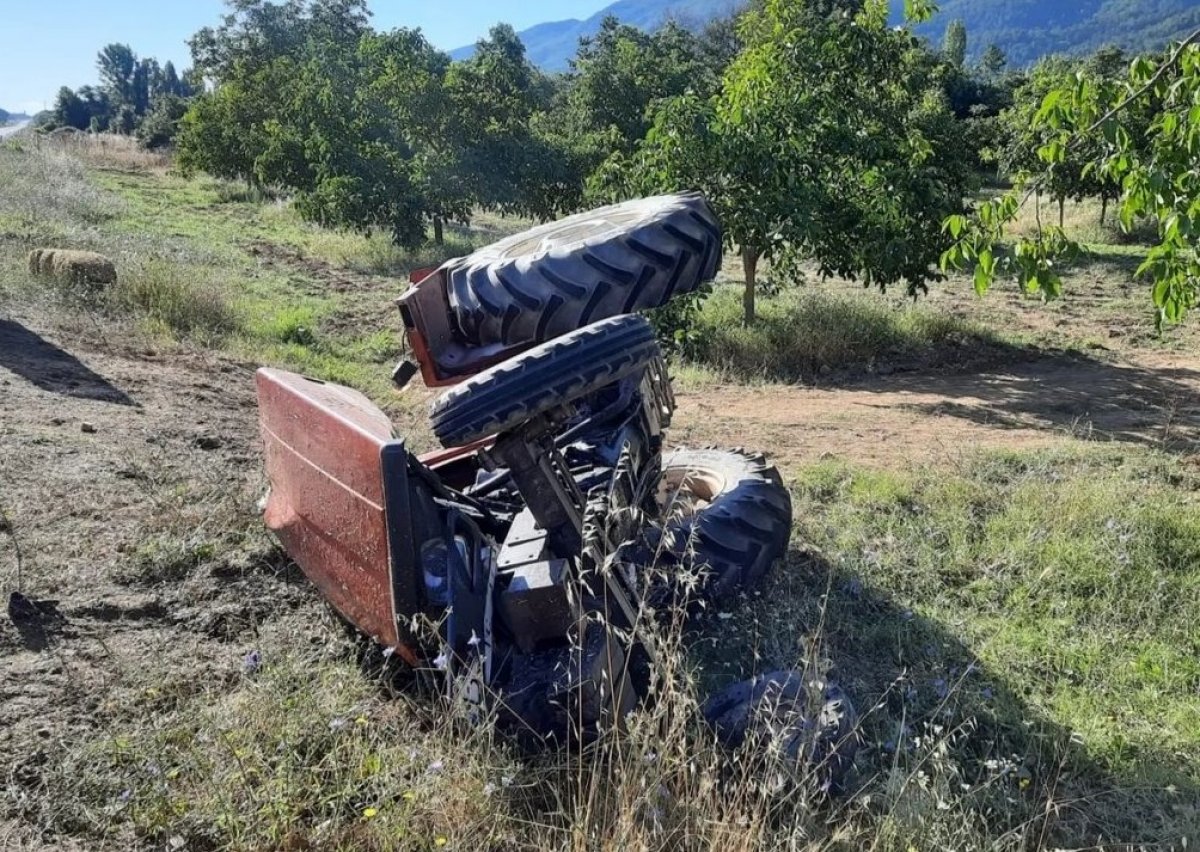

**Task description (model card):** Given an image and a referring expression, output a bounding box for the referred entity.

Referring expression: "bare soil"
[675,350,1200,469]
[0,308,319,849]
[2,299,1200,847]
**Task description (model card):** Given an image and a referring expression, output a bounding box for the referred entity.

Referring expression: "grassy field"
[1,134,1198,850]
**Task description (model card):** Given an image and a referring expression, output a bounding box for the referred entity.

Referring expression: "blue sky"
[0,0,609,114]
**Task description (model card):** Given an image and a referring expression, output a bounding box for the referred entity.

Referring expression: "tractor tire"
[431,315,659,448]
[657,448,792,604]
[703,672,859,790]
[446,193,722,348]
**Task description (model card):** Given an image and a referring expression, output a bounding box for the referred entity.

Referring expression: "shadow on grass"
[690,546,1198,847]
[0,318,134,405]
[857,350,1200,454]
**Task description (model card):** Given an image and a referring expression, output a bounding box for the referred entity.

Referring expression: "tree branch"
[1015,27,1200,211]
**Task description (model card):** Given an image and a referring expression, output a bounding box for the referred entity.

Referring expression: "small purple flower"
[243,650,262,674]
[981,687,994,701]
[116,788,132,804]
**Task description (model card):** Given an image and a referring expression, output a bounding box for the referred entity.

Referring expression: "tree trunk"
[1100,196,1109,227]
[433,216,444,246]
[1058,198,1065,229]
[741,247,759,326]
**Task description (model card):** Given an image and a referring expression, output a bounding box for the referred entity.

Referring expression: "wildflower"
[329,717,349,732]
[433,651,448,670]
[467,630,481,648]
[501,775,513,788]
[382,646,396,659]
[363,807,379,819]
[243,650,262,674]
[483,782,497,796]
[355,715,368,727]
[403,791,416,801]
[435,838,448,847]
[427,759,444,774]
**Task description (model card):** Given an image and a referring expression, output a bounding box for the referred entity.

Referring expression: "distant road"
[0,120,31,139]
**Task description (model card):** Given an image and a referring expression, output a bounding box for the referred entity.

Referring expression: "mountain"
[451,0,1200,72]
[909,0,1200,67]
[449,0,744,70]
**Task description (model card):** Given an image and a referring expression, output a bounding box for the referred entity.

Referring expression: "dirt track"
[676,351,1200,468]
[2,307,1200,847]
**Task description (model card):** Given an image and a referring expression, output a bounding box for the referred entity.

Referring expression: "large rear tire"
[657,448,792,604]
[446,193,722,348]
[430,315,659,448]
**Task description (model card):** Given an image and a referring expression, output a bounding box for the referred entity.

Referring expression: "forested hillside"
[911,0,1200,66]
[459,0,1200,71]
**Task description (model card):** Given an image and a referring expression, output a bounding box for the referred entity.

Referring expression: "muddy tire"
[657,448,792,603]
[431,315,659,447]
[703,672,859,790]
[446,193,722,348]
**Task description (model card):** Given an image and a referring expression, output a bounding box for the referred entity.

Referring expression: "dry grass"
[29,131,172,173]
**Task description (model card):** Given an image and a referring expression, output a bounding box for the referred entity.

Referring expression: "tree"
[137,95,190,149]
[97,43,138,108]
[595,0,969,324]
[943,19,967,69]
[943,31,1200,326]
[51,86,90,130]
[979,44,1008,78]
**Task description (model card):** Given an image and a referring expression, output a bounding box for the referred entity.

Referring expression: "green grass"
[0,139,469,414]
[6,136,1200,850]
[38,444,1200,850]
[681,284,1018,383]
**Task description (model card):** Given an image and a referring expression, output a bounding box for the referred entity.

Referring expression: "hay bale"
[26,249,117,287]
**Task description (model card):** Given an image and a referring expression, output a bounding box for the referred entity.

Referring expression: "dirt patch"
[0,308,320,848]
[674,351,1200,470]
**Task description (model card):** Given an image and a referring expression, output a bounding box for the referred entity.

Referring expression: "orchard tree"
[594,0,969,324]
[943,30,1200,326]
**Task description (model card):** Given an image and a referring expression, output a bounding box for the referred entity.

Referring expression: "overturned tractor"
[256,194,856,773]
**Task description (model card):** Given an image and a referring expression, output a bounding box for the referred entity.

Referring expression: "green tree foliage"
[595,0,970,324]
[943,19,968,68]
[137,95,192,149]
[979,43,1008,78]
[48,43,199,142]
[97,43,138,109]
[944,31,1200,326]
[181,2,572,246]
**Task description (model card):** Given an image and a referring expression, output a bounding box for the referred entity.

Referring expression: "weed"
[683,285,1008,383]
[111,258,240,341]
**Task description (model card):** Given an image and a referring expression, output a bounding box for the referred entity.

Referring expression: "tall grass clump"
[683,285,1004,383]
[110,258,240,341]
